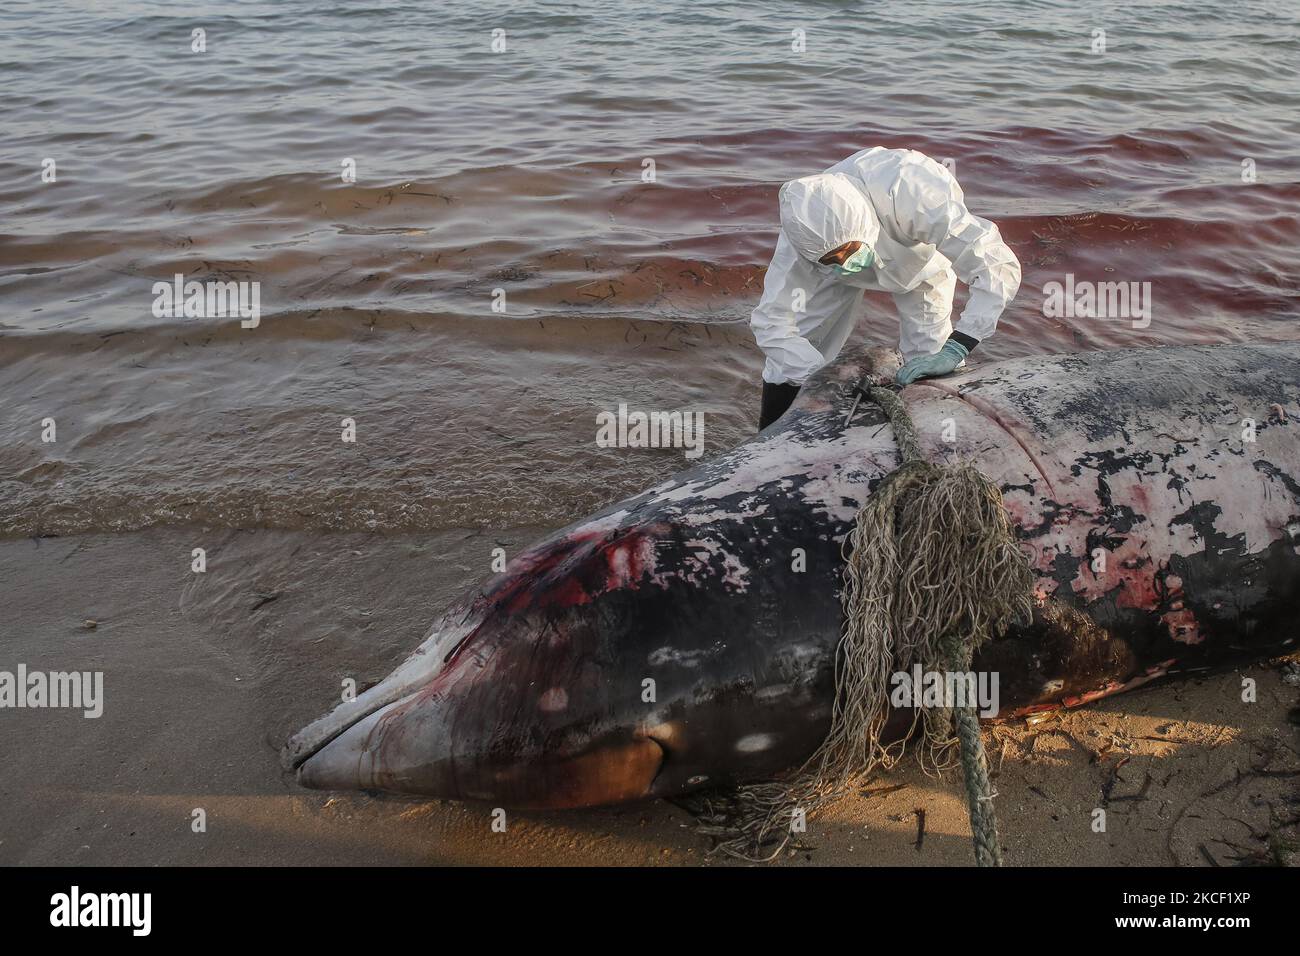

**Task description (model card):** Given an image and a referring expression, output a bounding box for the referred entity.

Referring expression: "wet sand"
[3,527,1295,867]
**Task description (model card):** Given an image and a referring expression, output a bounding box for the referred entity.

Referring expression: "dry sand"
[2,527,1296,867]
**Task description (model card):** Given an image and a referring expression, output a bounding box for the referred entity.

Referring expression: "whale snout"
[297,686,665,806]
[286,529,671,808]
[296,685,666,808]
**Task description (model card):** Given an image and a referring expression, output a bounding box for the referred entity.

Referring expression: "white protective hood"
[777,172,880,262]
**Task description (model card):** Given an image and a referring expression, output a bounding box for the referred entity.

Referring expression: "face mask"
[832,245,875,275]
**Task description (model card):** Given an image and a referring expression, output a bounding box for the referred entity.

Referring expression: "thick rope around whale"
[693,385,1034,864]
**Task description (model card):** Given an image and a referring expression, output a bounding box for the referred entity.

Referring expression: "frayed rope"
[691,384,1033,864]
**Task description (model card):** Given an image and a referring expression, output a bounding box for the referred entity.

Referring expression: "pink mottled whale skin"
[285,343,1300,809]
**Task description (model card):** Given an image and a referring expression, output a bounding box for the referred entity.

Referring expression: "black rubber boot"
[759,381,801,431]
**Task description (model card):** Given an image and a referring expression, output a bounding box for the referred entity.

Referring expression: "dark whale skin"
[285,343,1300,808]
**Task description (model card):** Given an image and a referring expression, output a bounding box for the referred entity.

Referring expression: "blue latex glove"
[896,340,969,385]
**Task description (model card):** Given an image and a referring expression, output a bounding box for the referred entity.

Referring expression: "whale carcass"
[284,343,1300,808]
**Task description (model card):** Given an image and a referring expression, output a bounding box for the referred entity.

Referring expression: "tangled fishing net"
[693,385,1034,864]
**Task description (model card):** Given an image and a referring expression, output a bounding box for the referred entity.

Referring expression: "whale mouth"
[295,691,667,809]
[282,664,442,773]
[282,606,489,774]
[284,579,675,808]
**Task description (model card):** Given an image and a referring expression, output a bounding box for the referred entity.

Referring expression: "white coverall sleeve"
[890,163,1021,343]
[750,233,861,385]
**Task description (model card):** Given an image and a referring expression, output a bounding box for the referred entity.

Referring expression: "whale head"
[284,347,903,808]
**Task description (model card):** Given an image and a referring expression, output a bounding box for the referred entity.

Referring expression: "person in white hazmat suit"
[751,146,1022,430]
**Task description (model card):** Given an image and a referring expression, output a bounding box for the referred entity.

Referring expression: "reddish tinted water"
[2,1,1299,537]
